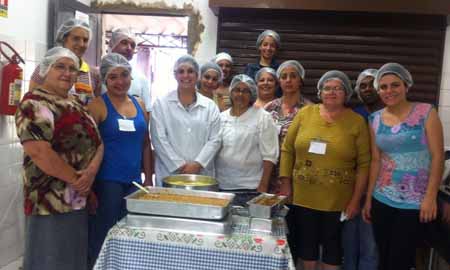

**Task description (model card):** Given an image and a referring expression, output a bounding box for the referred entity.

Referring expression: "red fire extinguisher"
[0,41,25,115]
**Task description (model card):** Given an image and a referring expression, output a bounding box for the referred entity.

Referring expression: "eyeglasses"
[52,63,79,75]
[322,86,345,92]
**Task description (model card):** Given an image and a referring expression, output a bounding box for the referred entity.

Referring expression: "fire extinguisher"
[0,41,25,115]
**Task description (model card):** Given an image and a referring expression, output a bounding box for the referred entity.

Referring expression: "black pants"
[371,198,422,270]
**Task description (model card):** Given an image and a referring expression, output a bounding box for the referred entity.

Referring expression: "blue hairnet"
[256,30,281,49]
[200,62,223,82]
[100,53,132,82]
[55,18,91,46]
[276,60,305,81]
[229,74,257,104]
[317,70,353,102]
[109,28,136,50]
[173,55,199,76]
[374,63,413,90]
[255,67,277,82]
[39,46,80,77]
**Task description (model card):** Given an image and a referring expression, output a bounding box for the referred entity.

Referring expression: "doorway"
[102,13,188,102]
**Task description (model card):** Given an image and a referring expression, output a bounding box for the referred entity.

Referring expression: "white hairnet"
[39,46,80,77]
[173,55,199,76]
[214,52,233,64]
[374,62,413,90]
[200,62,223,82]
[55,18,91,45]
[255,67,277,82]
[256,30,281,49]
[229,74,257,104]
[355,69,378,93]
[100,53,132,82]
[109,28,136,50]
[276,60,305,81]
[317,70,353,102]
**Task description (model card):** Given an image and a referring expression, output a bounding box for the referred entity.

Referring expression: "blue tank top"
[96,93,147,183]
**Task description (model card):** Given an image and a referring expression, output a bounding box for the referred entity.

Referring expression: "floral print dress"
[369,103,432,209]
[15,88,102,215]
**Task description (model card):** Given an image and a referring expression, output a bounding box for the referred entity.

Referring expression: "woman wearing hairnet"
[279,70,370,270]
[264,60,312,263]
[265,60,312,191]
[197,61,223,103]
[150,55,221,186]
[254,67,277,108]
[15,47,103,270]
[29,18,101,104]
[214,52,234,111]
[87,53,152,266]
[245,30,281,83]
[362,63,444,270]
[214,74,278,205]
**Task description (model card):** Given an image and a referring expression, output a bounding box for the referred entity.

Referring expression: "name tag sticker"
[308,140,327,155]
[118,119,136,132]
[275,123,283,135]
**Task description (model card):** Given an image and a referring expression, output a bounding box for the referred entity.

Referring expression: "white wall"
[439,17,450,149]
[96,0,218,64]
[0,0,49,268]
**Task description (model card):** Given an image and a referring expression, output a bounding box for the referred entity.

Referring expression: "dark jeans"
[88,180,137,268]
[342,213,378,270]
[371,198,421,270]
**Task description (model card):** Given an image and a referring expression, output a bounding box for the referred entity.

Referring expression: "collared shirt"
[101,69,152,112]
[215,107,279,190]
[150,90,221,186]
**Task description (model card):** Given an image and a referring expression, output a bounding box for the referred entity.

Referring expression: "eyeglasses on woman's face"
[52,63,79,75]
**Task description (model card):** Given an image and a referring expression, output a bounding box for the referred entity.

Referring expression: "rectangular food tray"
[247,193,287,219]
[125,187,235,220]
[126,213,231,235]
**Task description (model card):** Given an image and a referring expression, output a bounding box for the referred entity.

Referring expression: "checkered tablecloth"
[94,217,295,270]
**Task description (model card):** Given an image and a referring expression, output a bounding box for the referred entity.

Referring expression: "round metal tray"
[163,174,219,191]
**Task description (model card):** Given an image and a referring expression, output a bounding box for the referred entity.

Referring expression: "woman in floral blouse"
[15,47,103,270]
[362,63,444,270]
[264,60,312,192]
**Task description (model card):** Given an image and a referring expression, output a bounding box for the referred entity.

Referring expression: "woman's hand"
[420,194,437,223]
[345,198,360,220]
[180,162,202,174]
[277,177,292,197]
[70,169,95,196]
[362,197,372,223]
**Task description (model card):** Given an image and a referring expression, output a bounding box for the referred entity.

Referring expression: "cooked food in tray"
[135,192,229,207]
[254,195,284,206]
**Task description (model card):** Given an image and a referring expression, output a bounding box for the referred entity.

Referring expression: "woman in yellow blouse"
[279,70,371,270]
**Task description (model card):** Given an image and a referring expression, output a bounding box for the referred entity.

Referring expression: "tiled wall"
[440,21,450,149]
[0,36,47,268]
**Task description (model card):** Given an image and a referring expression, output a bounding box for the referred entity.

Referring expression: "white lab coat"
[150,90,221,186]
[215,106,279,190]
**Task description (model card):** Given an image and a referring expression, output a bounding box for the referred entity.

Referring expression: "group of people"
[14,17,449,270]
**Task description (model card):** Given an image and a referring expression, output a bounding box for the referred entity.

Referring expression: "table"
[94,216,295,270]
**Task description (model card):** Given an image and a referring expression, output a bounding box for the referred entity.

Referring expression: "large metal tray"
[125,187,235,220]
[126,214,231,235]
